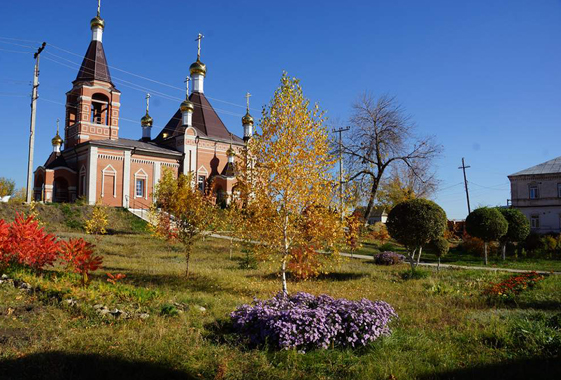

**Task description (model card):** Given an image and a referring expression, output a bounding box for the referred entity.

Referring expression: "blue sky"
[0,0,560,219]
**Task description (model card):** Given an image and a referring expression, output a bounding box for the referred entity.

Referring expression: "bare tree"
[375,161,440,211]
[344,93,442,221]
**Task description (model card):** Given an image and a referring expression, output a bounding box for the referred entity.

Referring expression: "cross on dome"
[184,76,191,98]
[195,33,204,61]
[245,92,251,112]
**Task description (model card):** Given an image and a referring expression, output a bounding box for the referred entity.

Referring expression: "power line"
[45,42,260,112]
[1,36,261,113]
[41,54,245,118]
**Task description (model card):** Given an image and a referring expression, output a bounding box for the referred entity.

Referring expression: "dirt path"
[207,232,561,276]
[338,251,561,275]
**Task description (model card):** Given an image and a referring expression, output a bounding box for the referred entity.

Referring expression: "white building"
[508,156,561,233]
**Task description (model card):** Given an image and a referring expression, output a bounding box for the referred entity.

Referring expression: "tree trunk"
[408,248,417,272]
[281,256,288,295]
[502,242,506,261]
[437,257,440,271]
[185,245,192,279]
[363,178,379,222]
[416,246,423,265]
[484,242,488,266]
[282,214,289,295]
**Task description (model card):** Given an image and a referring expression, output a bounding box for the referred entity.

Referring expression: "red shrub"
[0,220,10,266]
[482,271,545,301]
[59,238,102,285]
[106,272,126,285]
[6,213,59,270]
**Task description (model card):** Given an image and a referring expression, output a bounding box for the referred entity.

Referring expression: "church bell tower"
[64,0,121,148]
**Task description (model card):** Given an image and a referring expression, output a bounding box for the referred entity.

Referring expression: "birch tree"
[152,169,221,278]
[240,72,342,294]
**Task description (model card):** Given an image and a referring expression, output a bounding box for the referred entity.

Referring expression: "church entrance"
[53,177,69,203]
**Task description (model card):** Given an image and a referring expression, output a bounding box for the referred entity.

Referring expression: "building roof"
[87,138,183,156]
[509,156,561,177]
[44,153,68,169]
[154,92,244,144]
[221,162,236,177]
[74,40,113,85]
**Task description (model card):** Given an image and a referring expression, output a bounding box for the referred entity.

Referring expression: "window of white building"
[558,183,561,198]
[530,215,540,229]
[529,186,539,199]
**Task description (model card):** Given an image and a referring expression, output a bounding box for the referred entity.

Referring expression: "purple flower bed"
[374,251,405,266]
[230,292,397,350]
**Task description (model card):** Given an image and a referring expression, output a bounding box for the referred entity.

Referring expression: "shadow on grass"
[249,271,368,282]
[419,356,561,380]
[516,299,561,311]
[204,318,250,349]
[94,269,242,296]
[0,352,194,380]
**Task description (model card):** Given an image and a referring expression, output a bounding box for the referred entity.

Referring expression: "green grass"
[0,205,560,379]
[357,238,561,272]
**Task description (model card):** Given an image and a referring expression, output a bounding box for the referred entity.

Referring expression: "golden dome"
[141,112,153,126]
[226,146,235,157]
[189,60,207,76]
[180,99,194,113]
[90,16,105,30]
[51,133,63,146]
[242,111,254,126]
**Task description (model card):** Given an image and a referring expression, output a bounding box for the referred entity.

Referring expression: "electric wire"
[0,36,260,112]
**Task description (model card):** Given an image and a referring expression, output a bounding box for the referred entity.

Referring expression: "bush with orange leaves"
[460,232,498,257]
[368,222,390,245]
[287,205,343,281]
[59,238,103,286]
[345,212,363,254]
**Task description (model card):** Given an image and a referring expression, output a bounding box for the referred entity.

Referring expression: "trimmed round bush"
[230,292,397,350]
[386,199,447,250]
[466,207,508,243]
[374,251,405,265]
[498,208,530,244]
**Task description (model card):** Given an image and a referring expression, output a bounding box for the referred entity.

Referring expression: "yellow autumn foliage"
[85,202,108,235]
[236,72,344,293]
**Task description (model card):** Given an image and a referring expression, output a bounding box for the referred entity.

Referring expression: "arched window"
[134,169,148,199]
[101,165,117,198]
[91,93,109,125]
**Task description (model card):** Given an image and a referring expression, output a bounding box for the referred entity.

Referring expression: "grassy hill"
[0,204,560,379]
[0,202,146,234]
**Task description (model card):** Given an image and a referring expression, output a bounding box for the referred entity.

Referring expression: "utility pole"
[458,157,471,215]
[333,126,350,220]
[25,42,46,204]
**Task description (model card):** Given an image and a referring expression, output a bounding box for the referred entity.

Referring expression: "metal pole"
[26,42,46,203]
[333,126,350,221]
[458,157,471,215]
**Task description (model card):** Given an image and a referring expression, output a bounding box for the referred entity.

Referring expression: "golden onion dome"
[141,112,153,126]
[226,146,235,157]
[90,16,105,30]
[242,111,254,126]
[189,60,207,76]
[51,133,63,146]
[180,99,194,113]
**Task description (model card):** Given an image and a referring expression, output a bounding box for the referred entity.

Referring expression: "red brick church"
[34,7,254,209]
